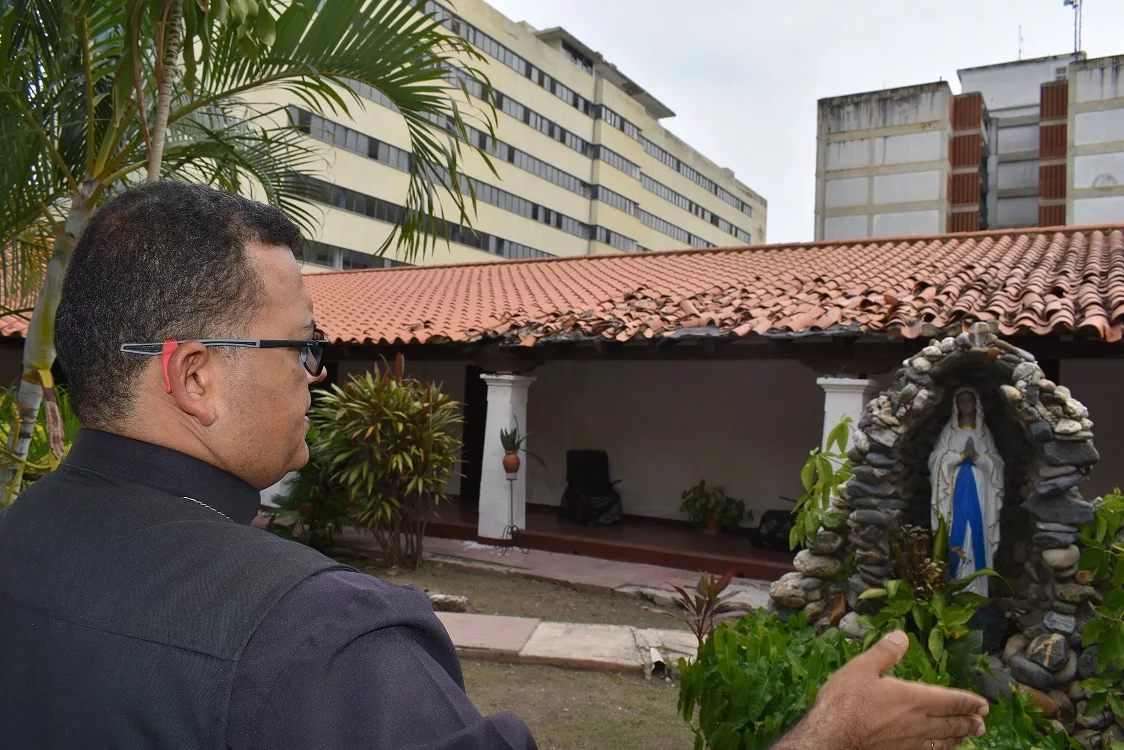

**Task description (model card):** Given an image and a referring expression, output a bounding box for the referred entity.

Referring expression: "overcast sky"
[485,0,1124,244]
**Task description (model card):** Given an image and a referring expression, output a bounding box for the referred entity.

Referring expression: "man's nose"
[310,367,327,385]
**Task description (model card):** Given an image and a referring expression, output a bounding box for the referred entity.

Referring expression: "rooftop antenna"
[1018,26,1023,60]
[1062,0,1082,55]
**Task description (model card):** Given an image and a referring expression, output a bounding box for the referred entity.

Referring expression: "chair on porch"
[558,449,623,526]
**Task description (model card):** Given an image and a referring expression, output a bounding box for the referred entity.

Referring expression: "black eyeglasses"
[120,329,328,377]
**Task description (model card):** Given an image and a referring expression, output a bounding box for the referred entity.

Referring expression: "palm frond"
[171,0,498,261]
[158,101,329,238]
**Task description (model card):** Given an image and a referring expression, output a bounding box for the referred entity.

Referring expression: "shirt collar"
[64,428,261,525]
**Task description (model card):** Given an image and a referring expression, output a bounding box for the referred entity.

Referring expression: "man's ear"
[165,341,217,427]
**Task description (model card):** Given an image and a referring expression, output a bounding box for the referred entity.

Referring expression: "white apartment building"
[266,0,767,271]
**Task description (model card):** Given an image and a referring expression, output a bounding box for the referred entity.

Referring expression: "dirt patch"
[335,553,688,631]
[464,661,694,750]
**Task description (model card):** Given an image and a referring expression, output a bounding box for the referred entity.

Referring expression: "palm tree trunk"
[0,183,97,505]
[147,0,184,181]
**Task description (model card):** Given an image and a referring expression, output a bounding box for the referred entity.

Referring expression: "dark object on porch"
[749,510,795,553]
[559,450,623,526]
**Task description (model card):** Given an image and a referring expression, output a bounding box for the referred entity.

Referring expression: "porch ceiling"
[301,226,1124,347]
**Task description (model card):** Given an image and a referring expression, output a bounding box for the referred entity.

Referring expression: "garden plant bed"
[463,661,693,750]
[334,553,689,631]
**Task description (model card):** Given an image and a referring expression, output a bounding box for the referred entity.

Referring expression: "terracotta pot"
[702,513,720,536]
[502,450,521,474]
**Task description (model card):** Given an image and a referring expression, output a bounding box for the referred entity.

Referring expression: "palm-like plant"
[0,0,497,502]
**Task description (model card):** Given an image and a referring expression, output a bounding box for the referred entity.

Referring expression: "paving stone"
[437,612,540,656]
[519,622,643,672]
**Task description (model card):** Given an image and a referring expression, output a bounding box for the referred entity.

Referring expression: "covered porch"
[305,226,1124,581]
[325,334,1124,580]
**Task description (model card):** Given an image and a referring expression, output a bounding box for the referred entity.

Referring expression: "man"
[0,182,988,749]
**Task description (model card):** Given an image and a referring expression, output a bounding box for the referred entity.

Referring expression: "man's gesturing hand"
[774,631,989,750]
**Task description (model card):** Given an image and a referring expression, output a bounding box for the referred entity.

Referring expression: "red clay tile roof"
[1,226,1121,344]
[305,226,1124,346]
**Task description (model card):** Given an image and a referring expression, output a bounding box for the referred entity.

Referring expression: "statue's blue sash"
[949,457,988,579]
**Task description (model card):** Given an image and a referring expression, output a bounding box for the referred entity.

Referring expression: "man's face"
[211,242,323,489]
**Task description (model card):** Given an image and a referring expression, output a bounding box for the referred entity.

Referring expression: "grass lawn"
[336,552,688,631]
[464,661,695,750]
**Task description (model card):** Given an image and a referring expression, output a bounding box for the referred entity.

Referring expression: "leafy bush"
[790,417,851,550]
[678,609,861,750]
[264,422,355,551]
[1078,489,1124,722]
[857,523,990,689]
[680,480,747,532]
[960,689,1074,750]
[0,383,80,498]
[309,355,461,568]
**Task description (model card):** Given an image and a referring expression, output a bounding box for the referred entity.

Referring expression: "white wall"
[997,161,1040,191]
[996,196,1039,227]
[872,209,940,237]
[1076,62,1124,102]
[825,139,871,171]
[1073,195,1124,225]
[959,57,1073,113]
[1060,359,1124,500]
[1074,153,1124,190]
[1075,109,1124,146]
[876,131,943,165]
[824,177,868,208]
[524,359,824,523]
[998,125,1039,153]
[823,215,868,241]
[873,171,941,204]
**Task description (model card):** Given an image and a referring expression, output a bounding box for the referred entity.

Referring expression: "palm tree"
[0,0,497,502]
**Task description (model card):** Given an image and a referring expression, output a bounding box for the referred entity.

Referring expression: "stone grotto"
[768,322,1116,742]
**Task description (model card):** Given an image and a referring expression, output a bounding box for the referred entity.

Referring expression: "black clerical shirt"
[65,429,537,750]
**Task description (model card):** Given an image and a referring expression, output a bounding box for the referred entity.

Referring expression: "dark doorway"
[459,365,488,510]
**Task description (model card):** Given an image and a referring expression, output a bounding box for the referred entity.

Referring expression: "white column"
[478,374,536,540]
[817,377,879,451]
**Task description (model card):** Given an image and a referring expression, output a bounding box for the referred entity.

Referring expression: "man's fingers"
[848,631,909,675]
[908,683,990,717]
[926,714,987,740]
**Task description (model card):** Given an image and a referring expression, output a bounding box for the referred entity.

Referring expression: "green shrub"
[309,355,461,568]
[264,422,355,551]
[677,609,861,750]
[680,480,747,532]
[790,417,851,550]
[1078,489,1124,722]
[960,689,1074,750]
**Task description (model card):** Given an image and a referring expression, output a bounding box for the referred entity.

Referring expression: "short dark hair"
[55,181,302,428]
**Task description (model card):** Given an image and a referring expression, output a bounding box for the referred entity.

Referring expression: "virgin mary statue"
[928,387,1004,596]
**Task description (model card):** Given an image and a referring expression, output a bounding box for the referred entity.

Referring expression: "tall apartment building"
[814,53,1124,241]
[270,0,766,272]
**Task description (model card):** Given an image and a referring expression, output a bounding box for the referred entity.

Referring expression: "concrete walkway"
[436,611,699,675]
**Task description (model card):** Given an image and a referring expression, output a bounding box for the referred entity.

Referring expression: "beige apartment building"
[265,0,767,271]
[814,52,1124,242]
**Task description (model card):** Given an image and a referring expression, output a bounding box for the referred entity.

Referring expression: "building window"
[296,240,412,270]
[596,105,642,141]
[593,185,638,216]
[561,41,594,75]
[595,146,641,179]
[294,108,593,236]
[294,175,554,260]
[593,226,639,252]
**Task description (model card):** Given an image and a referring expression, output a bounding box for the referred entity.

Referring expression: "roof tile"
[5,226,1122,346]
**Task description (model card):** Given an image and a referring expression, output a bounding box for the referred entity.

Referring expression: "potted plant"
[498,421,548,476]
[680,480,747,536]
[499,425,526,473]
